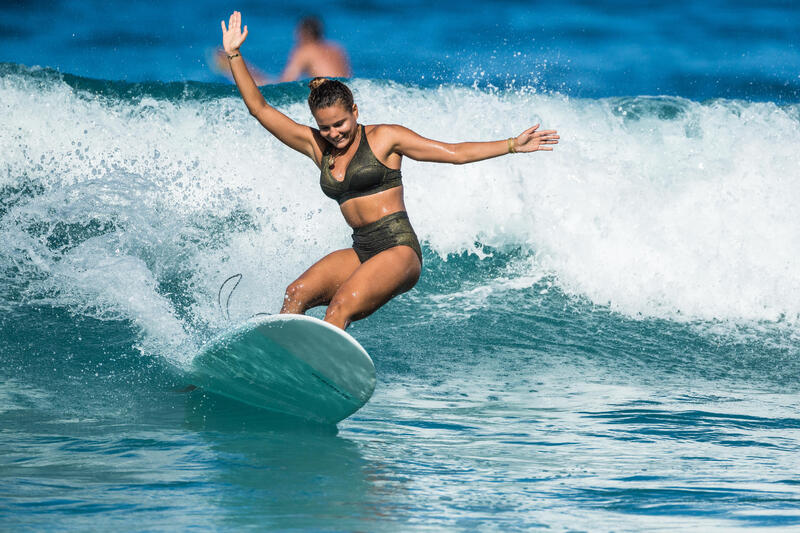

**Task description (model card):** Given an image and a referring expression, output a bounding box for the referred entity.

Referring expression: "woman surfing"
[221,11,559,330]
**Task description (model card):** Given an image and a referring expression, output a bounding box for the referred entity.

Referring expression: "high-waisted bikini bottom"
[351,211,422,264]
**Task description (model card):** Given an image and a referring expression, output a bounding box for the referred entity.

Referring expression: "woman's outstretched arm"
[221,11,319,162]
[386,124,559,164]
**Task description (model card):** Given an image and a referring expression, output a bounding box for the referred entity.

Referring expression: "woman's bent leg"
[324,245,421,329]
[280,248,361,314]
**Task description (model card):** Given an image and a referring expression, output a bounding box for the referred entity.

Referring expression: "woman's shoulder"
[365,123,395,132]
[365,123,413,140]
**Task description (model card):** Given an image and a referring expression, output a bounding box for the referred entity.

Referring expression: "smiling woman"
[220,10,559,330]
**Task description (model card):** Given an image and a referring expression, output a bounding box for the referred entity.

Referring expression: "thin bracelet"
[507,137,517,154]
[227,52,241,60]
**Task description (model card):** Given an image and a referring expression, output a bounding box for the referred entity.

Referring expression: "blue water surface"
[2,0,799,100]
[2,1,800,531]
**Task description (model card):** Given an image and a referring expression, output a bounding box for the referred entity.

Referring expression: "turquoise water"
[3,0,800,526]
[2,65,800,530]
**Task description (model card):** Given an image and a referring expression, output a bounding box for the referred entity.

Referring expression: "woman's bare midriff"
[339,186,407,228]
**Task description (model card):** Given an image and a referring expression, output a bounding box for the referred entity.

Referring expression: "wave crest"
[2,65,799,351]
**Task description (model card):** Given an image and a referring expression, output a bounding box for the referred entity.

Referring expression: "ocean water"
[3,1,800,531]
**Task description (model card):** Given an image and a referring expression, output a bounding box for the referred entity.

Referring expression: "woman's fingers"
[221,20,227,33]
[523,124,540,135]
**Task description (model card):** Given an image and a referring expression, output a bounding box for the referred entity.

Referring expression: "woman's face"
[312,104,359,150]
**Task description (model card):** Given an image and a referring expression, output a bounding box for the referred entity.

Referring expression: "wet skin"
[222,10,558,329]
[280,104,420,330]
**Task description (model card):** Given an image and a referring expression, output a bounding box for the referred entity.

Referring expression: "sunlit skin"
[311,105,407,227]
[222,11,559,330]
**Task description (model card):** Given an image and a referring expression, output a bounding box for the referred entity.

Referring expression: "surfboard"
[191,314,376,424]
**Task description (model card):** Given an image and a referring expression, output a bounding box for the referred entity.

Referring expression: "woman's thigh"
[324,245,421,326]
[281,248,361,312]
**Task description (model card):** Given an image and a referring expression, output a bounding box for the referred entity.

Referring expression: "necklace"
[328,126,360,170]
[328,147,343,170]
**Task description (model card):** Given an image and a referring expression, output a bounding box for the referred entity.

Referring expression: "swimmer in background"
[212,16,350,85]
[279,16,351,81]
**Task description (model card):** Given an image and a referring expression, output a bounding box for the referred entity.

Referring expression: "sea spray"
[2,66,800,366]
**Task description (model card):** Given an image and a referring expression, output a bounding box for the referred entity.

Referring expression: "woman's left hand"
[514,124,559,152]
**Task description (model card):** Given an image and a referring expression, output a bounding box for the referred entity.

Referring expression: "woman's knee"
[283,279,311,310]
[325,293,357,322]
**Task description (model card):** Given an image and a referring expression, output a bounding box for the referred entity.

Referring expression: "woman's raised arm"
[221,11,319,162]
[385,124,559,164]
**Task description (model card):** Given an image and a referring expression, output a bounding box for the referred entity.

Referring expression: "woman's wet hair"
[308,77,354,111]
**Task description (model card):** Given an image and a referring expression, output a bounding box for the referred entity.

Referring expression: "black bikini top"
[320,124,403,205]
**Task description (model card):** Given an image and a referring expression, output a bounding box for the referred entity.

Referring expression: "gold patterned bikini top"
[320,124,403,205]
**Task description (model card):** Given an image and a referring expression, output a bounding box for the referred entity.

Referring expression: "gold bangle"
[507,137,516,154]
[227,52,241,60]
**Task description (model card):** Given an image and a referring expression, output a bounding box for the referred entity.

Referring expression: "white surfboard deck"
[192,314,376,424]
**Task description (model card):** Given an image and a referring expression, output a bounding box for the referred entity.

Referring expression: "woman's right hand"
[221,11,248,54]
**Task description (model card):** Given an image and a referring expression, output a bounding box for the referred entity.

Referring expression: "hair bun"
[308,77,329,90]
[307,78,354,111]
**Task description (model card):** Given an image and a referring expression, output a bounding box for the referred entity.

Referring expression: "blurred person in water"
[213,15,351,85]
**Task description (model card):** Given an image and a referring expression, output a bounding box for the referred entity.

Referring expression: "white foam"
[356,86,800,326]
[2,71,800,363]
